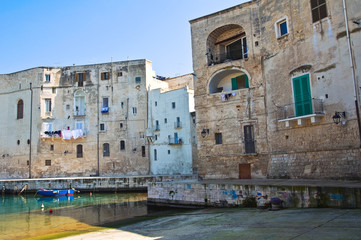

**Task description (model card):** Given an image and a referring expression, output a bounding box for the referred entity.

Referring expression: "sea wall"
[148,181,361,208]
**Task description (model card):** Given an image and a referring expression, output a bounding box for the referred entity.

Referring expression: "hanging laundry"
[72,129,83,139]
[221,94,226,101]
[232,92,237,96]
[62,130,72,140]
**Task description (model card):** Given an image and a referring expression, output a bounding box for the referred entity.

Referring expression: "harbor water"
[0,192,151,239]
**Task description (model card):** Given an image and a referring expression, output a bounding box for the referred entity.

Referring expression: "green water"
[0,192,148,240]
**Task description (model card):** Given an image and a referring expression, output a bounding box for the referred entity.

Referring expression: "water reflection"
[0,193,148,240]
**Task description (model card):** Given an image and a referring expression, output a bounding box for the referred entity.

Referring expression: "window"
[101,72,110,80]
[142,146,146,157]
[75,121,84,133]
[168,150,170,154]
[172,102,176,109]
[76,144,83,158]
[175,117,181,128]
[174,132,179,143]
[118,72,123,77]
[52,88,56,94]
[244,125,256,154]
[74,91,85,115]
[311,0,328,23]
[215,133,222,145]
[139,132,144,138]
[45,99,52,114]
[231,74,249,90]
[45,74,51,82]
[120,123,123,128]
[100,123,105,131]
[135,77,141,84]
[103,143,110,157]
[226,36,247,60]
[164,118,167,123]
[155,135,158,140]
[75,73,86,87]
[102,98,109,113]
[275,18,288,38]
[50,144,54,151]
[121,102,124,108]
[66,104,70,110]
[42,122,53,134]
[154,149,157,161]
[45,160,51,166]
[293,74,312,117]
[17,99,23,119]
[155,120,160,130]
[132,107,137,115]
[120,140,125,150]
[155,101,157,106]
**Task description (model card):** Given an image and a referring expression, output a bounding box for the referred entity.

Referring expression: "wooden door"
[239,164,251,179]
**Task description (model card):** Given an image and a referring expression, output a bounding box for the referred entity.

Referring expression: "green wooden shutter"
[244,74,249,88]
[293,74,312,116]
[231,77,238,90]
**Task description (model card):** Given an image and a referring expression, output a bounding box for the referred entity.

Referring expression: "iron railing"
[169,138,183,145]
[277,98,324,120]
[174,121,182,128]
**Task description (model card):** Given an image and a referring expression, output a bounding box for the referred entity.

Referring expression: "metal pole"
[29,83,33,178]
[343,0,361,147]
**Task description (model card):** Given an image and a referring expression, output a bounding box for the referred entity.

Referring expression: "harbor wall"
[147,181,361,208]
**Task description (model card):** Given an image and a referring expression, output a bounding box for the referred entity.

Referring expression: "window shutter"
[83,73,86,81]
[293,75,312,116]
[75,73,78,82]
[231,77,238,90]
[244,74,249,88]
[101,73,104,80]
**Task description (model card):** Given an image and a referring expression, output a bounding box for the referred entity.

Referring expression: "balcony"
[174,121,182,129]
[277,98,324,127]
[155,125,160,131]
[208,52,248,66]
[74,109,86,117]
[41,129,86,139]
[169,138,183,145]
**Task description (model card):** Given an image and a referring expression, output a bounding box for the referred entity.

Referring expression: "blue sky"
[0,0,247,77]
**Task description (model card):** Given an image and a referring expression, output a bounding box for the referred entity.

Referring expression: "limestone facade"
[0,60,157,178]
[190,0,361,179]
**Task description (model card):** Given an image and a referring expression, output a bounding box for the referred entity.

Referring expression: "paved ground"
[61,208,361,240]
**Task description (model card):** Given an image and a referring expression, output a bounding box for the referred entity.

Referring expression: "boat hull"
[37,189,74,197]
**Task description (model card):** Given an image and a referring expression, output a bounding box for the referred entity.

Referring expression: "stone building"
[0,59,160,178]
[147,74,197,175]
[190,0,361,179]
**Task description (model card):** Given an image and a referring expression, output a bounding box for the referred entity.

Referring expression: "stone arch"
[208,67,250,94]
[206,24,248,65]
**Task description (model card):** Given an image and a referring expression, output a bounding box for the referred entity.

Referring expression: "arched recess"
[206,24,248,65]
[74,90,85,116]
[17,99,24,119]
[208,68,250,94]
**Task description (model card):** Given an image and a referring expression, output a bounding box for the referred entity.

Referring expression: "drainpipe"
[96,68,100,176]
[29,82,33,178]
[343,0,361,147]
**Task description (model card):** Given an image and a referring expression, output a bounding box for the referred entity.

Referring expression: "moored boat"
[37,189,74,197]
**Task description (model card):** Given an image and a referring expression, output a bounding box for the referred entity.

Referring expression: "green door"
[293,74,312,116]
[231,74,249,90]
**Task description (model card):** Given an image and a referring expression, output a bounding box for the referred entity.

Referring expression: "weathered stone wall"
[190,0,361,180]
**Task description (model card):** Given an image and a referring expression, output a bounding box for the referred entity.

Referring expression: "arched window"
[76,144,83,158]
[74,91,85,116]
[17,99,24,119]
[209,69,249,94]
[103,143,110,157]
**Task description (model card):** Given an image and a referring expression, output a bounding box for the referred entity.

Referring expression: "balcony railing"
[174,121,182,129]
[155,125,160,131]
[169,138,183,145]
[208,51,248,66]
[74,109,86,116]
[277,98,324,120]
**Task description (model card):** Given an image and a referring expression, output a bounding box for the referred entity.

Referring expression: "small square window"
[172,102,176,109]
[101,72,110,80]
[118,72,123,77]
[45,74,51,82]
[100,123,105,131]
[135,77,141,84]
[132,107,137,115]
[52,87,56,94]
[275,18,288,38]
[45,160,51,166]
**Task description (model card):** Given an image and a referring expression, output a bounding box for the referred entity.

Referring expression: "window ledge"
[243,152,258,156]
[278,113,324,127]
[276,33,289,40]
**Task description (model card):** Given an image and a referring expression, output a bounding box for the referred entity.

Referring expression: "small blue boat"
[37,189,74,197]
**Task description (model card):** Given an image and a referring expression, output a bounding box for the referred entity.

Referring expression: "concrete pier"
[0,175,196,194]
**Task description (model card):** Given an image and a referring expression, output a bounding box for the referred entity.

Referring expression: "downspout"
[29,82,33,178]
[343,0,361,147]
[97,68,100,176]
[147,85,151,175]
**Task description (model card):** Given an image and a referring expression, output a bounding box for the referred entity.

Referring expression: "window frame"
[310,0,328,23]
[215,133,222,145]
[103,143,110,157]
[275,17,289,39]
[135,77,141,84]
[45,98,52,114]
[120,140,125,150]
[76,144,83,158]
[45,74,51,83]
